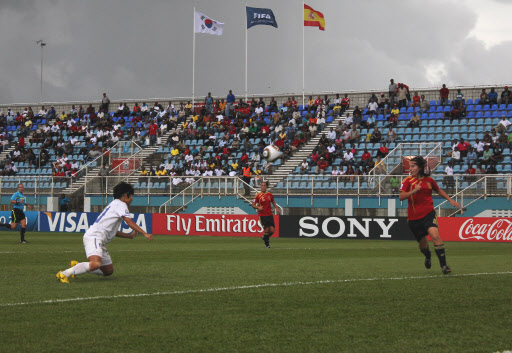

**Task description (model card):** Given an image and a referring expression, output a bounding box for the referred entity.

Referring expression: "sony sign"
[279,216,411,240]
[298,217,398,238]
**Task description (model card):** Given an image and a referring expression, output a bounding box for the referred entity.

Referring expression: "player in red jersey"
[399,156,460,274]
[251,181,280,248]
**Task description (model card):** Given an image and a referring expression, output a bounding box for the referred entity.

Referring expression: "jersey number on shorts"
[94,206,111,224]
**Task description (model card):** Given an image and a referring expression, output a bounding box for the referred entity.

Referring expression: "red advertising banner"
[152,214,279,237]
[437,217,512,242]
[111,158,141,174]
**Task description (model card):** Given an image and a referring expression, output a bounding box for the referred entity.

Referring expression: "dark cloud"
[0,0,510,105]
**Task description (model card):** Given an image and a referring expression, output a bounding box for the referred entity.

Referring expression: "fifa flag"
[304,4,325,31]
[246,7,278,29]
[194,11,224,35]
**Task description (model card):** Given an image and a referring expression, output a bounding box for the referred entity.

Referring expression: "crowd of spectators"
[0,83,511,187]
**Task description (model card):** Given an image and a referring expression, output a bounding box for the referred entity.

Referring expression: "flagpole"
[192,6,196,111]
[245,2,248,103]
[302,0,305,107]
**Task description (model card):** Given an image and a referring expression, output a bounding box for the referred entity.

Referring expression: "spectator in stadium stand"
[359,148,373,168]
[386,126,397,143]
[451,146,461,164]
[132,102,141,116]
[490,130,499,145]
[498,131,509,149]
[486,162,497,174]
[500,86,511,104]
[367,93,378,105]
[367,98,378,115]
[149,120,158,146]
[479,89,489,106]
[495,116,511,133]
[374,156,386,174]
[418,95,430,114]
[411,92,421,107]
[225,90,235,118]
[408,112,421,128]
[310,150,320,166]
[314,157,329,174]
[491,146,503,164]
[327,127,336,142]
[343,113,353,130]
[268,97,278,113]
[101,92,110,113]
[397,83,409,108]
[464,163,476,182]
[314,96,323,111]
[444,161,455,192]
[46,106,56,120]
[389,79,397,98]
[299,158,309,174]
[333,94,342,112]
[482,131,492,145]
[254,103,264,117]
[370,127,382,146]
[488,87,498,105]
[322,95,330,111]
[454,89,465,103]
[341,94,350,113]
[464,147,477,166]
[365,112,376,129]
[341,126,351,144]
[343,147,356,167]
[439,84,449,106]
[347,125,361,145]
[377,93,386,110]
[476,164,485,174]
[376,142,389,158]
[204,92,214,113]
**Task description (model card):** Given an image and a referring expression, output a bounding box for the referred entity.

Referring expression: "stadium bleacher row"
[1,88,510,195]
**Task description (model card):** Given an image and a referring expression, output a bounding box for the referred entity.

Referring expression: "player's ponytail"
[410,156,431,177]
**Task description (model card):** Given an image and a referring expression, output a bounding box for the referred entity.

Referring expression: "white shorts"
[83,236,112,266]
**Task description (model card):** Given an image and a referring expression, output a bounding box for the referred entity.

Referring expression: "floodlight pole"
[37,40,46,103]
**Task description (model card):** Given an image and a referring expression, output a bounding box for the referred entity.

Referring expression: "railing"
[2,84,511,119]
[0,176,76,210]
[0,172,501,213]
[77,140,142,177]
[435,175,511,217]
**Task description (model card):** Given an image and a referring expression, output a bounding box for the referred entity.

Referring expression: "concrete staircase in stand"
[264,110,352,188]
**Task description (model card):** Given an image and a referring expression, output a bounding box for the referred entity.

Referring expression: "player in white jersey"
[56,182,153,283]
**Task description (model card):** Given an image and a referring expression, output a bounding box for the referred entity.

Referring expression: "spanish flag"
[304,4,325,31]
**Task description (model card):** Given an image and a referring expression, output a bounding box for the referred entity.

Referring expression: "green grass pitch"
[0,232,511,353]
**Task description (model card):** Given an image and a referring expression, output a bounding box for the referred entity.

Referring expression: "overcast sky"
[1,0,512,105]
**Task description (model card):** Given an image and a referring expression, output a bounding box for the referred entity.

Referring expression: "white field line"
[0,248,337,255]
[1,271,511,308]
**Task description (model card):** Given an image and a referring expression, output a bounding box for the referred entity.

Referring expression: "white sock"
[62,262,89,278]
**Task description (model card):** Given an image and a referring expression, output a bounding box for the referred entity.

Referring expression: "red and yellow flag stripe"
[304,4,325,31]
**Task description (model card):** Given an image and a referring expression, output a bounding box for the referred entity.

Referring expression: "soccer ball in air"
[262,145,282,162]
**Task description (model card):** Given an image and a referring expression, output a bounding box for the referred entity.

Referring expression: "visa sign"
[40,212,152,233]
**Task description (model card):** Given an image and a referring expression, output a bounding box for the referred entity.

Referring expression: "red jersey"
[400,176,439,220]
[253,191,274,216]
[149,124,158,135]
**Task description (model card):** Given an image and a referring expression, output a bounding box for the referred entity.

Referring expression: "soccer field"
[1,233,511,353]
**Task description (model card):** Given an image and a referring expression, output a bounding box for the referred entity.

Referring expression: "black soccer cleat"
[424,258,432,269]
[441,266,452,274]
[266,245,271,249]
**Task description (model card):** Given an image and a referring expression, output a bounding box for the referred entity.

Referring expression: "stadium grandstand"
[0,83,510,217]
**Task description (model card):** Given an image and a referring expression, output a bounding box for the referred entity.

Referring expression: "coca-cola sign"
[437,218,512,242]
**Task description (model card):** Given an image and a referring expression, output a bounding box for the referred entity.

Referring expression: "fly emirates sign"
[152,214,279,237]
